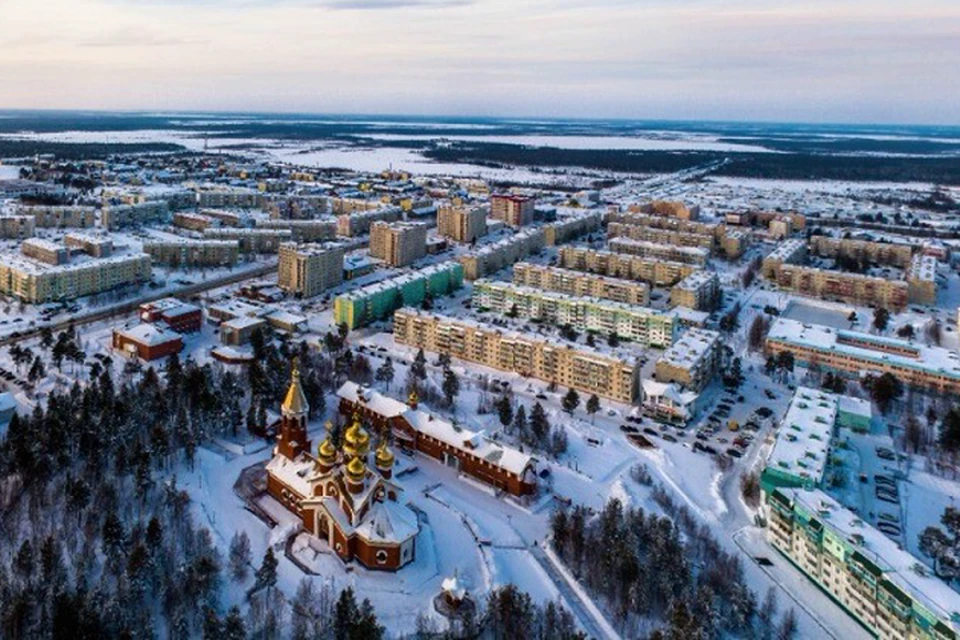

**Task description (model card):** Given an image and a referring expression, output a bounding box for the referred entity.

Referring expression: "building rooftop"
[767,387,837,486]
[336,261,461,303]
[608,237,710,260]
[766,238,806,261]
[657,328,719,370]
[116,323,181,347]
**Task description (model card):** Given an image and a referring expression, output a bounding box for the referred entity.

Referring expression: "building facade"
[809,236,915,268]
[336,207,401,237]
[393,309,640,403]
[543,213,601,246]
[437,205,487,244]
[512,262,650,306]
[490,194,535,227]
[0,215,36,239]
[142,240,239,267]
[774,264,909,311]
[19,205,96,228]
[203,228,292,254]
[458,229,545,280]
[607,236,709,266]
[0,253,151,303]
[277,242,347,298]
[654,328,722,392]
[559,246,699,287]
[670,271,722,311]
[369,221,427,267]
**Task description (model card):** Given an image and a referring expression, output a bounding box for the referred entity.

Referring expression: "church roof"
[283,364,309,415]
[353,500,419,544]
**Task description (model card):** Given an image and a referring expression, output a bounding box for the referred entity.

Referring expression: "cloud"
[319,0,472,9]
[78,29,202,48]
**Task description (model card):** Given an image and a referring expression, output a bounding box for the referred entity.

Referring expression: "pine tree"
[442,366,460,407]
[530,402,550,444]
[375,358,395,391]
[252,547,278,594]
[496,394,513,427]
[561,388,580,414]
[334,587,361,640]
[411,349,428,381]
[229,531,252,582]
[223,606,246,640]
[512,404,527,437]
[586,394,600,423]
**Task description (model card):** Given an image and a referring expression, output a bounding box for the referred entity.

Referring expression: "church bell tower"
[278,360,311,459]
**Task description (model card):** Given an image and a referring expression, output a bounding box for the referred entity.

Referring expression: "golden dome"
[343,417,370,456]
[318,437,337,463]
[346,455,366,481]
[375,440,395,469]
[282,360,309,415]
[408,390,419,406]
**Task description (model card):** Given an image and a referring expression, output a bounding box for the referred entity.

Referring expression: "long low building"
[607,236,709,266]
[607,222,715,253]
[512,262,650,306]
[766,318,960,396]
[809,236,915,268]
[337,382,537,496]
[543,213,601,246]
[18,205,96,228]
[0,252,151,303]
[102,201,168,229]
[559,246,698,287]
[605,210,719,236]
[336,207,401,236]
[767,487,960,640]
[393,308,640,403]
[472,280,676,347]
[143,239,239,267]
[255,219,338,242]
[203,228,292,253]
[333,262,464,330]
[774,264,910,311]
[458,228,545,280]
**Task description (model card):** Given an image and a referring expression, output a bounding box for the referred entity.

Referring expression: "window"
[376,549,388,565]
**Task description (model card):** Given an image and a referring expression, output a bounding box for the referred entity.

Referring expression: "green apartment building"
[333,261,463,330]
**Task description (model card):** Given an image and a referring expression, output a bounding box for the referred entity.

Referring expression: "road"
[0,261,278,348]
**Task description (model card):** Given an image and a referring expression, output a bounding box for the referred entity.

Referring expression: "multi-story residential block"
[512,263,650,306]
[809,236,915,268]
[255,219,337,242]
[559,246,698,287]
[203,228,292,253]
[605,211,720,238]
[720,228,750,259]
[761,238,809,278]
[101,201,168,229]
[0,215,35,239]
[607,222,715,253]
[774,264,909,311]
[670,271,721,311]
[627,200,700,220]
[333,262,464,330]
[906,254,938,305]
[277,242,347,298]
[393,309,640,403]
[608,237,709,266]
[336,207,401,236]
[490,194,535,227]
[458,228,545,280]
[65,233,113,258]
[142,240,239,268]
[766,318,960,396]
[472,280,677,347]
[197,188,265,210]
[543,213,601,246]
[21,239,68,265]
[654,328,721,392]
[19,205,96,228]
[0,253,151,303]
[200,209,246,227]
[369,221,427,267]
[768,218,792,240]
[331,197,383,216]
[173,212,215,232]
[437,205,487,244]
[766,487,960,640]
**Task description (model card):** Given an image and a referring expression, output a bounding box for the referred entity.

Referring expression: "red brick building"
[139,298,203,333]
[112,324,183,361]
[265,367,419,571]
[336,382,538,497]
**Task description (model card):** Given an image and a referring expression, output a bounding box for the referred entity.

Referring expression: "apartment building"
[369,221,428,267]
[606,211,719,237]
[766,318,960,396]
[0,253,151,303]
[277,242,347,298]
[173,212,215,232]
[0,215,35,239]
[607,222,715,253]
[331,197,383,216]
[543,213,601,246]
[65,233,113,258]
[336,207,401,236]
[197,188,265,210]
[142,240,240,268]
[670,271,721,311]
[201,209,246,227]
[559,246,699,287]
[19,205,96,229]
[472,280,677,347]
[906,254,938,305]
[203,228,292,254]
[255,219,337,242]
[626,200,700,221]
[767,488,960,640]
[654,328,721,392]
[437,205,487,244]
[762,238,808,278]
[333,262,464,330]
[720,229,750,259]
[512,263,650,306]
[809,236,914,268]
[458,228,545,280]
[21,239,68,265]
[393,309,640,403]
[774,264,909,311]
[608,237,709,266]
[490,194,535,227]
[101,201,168,229]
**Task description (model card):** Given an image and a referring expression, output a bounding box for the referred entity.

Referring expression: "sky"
[0,0,958,124]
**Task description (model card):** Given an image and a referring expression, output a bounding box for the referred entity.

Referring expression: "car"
[535,393,548,400]
[643,427,658,436]
[756,407,773,418]
[726,448,744,458]
[876,447,896,461]
[619,425,639,434]
[607,409,617,417]
[662,434,677,443]
[696,433,709,441]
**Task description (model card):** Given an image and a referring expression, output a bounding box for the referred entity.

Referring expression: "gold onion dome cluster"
[342,413,371,458]
[376,439,395,469]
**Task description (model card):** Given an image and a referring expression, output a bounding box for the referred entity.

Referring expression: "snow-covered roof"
[353,500,419,544]
[642,379,697,407]
[673,270,718,291]
[116,323,182,347]
[838,395,872,420]
[767,387,837,486]
[222,316,266,330]
[657,328,719,370]
[608,236,709,260]
[783,487,960,631]
[265,452,314,498]
[336,261,461,303]
[768,318,960,381]
[766,238,806,261]
[338,381,408,418]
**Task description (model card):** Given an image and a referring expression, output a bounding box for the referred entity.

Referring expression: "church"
[265,364,419,571]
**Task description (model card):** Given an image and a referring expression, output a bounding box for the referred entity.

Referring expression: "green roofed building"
[333,261,463,330]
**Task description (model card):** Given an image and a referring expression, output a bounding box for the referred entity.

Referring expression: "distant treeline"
[0,140,186,160]
[423,142,960,185]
